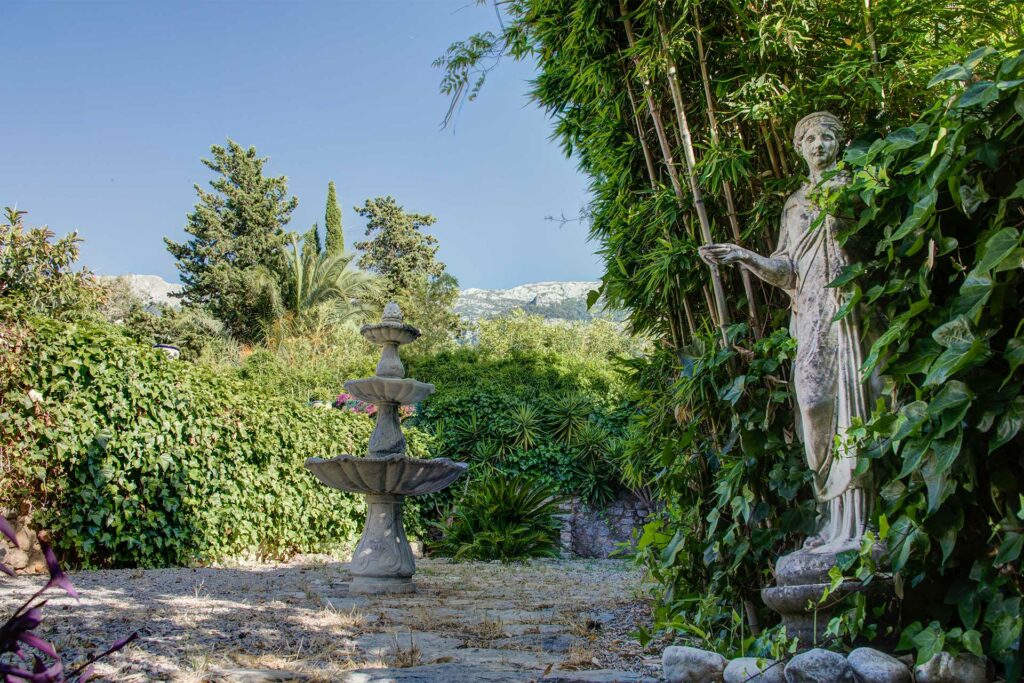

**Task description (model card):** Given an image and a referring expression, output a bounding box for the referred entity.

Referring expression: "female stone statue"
[699,111,871,552]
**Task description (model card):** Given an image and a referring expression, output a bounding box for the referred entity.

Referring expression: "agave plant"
[431,474,566,562]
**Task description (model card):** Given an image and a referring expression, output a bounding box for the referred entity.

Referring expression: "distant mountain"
[105,275,619,323]
[455,280,623,322]
[99,274,181,309]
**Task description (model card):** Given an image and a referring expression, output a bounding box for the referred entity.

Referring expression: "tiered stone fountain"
[305,303,467,594]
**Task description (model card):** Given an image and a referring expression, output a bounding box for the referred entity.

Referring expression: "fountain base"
[350,575,416,595]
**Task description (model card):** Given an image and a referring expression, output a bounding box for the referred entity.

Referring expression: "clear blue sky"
[2,1,598,290]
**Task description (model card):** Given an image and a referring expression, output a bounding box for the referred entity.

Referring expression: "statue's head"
[793,111,844,173]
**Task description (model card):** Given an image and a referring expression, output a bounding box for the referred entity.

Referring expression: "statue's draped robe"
[773,181,871,544]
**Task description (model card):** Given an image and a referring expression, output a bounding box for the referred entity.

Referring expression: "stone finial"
[382,302,403,323]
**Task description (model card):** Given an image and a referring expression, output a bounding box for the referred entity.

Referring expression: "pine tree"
[165,139,297,343]
[353,196,443,298]
[324,180,344,255]
[353,196,461,347]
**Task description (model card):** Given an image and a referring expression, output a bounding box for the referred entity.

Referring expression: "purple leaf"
[0,562,14,578]
[0,516,17,547]
[17,632,57,659]
[7,606,45,634]
[74,664,95,682]
[40,543,77,599]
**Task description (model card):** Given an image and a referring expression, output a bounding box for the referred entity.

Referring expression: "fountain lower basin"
[305,454,467,496]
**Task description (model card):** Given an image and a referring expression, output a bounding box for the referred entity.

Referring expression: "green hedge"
[3,316,429,568]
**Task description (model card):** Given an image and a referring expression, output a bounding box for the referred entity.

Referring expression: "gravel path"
[1,557,661,682]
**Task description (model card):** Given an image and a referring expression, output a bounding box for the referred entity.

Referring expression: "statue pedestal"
[349,494,416,595]
[761,546,891,642]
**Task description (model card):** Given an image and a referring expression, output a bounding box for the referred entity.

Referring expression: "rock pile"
[663,645,991,683]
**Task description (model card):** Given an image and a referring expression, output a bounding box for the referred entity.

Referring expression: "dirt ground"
[1,557,662,682]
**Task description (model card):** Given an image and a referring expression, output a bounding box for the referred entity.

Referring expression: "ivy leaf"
[990,396,1024,452]
[952,274,992,320]
[924,341,987,387]
[1005,338,1024,377]
[994,532,1023,566]
[928,381,972,435]
[884,127,921,151]
[827,262,865,288]
[897,435,930,478]
[933,429,964,472]
[955,81,999,109]
[889,190,937,243]
[893,401,929,441]
[922,454,954,513]
[928,63,971,87]
[912,621,946,665]
[975,227,1021,273]
[963,46,997,70]
[962,630,984,657]
[932,316,975,349]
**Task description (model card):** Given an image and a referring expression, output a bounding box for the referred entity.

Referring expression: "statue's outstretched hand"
[698,243,744,266]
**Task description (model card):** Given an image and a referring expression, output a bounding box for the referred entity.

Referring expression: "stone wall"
[557,492,654,559]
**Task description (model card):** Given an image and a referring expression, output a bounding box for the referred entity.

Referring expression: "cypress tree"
[324,180,344,255]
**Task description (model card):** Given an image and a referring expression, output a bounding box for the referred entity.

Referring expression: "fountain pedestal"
[305,302,467,594]
[349,494,416,594]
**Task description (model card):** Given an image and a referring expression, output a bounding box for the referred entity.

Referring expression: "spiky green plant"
[546,392,593,446]
[509,402,543,451]
[432,474,566,562]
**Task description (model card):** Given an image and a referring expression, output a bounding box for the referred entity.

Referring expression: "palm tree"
[258,234,378,343]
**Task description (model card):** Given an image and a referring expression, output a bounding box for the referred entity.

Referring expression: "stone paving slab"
[0,557,658,681]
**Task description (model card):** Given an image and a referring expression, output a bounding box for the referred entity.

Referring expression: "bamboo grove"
[437,0,1024,672]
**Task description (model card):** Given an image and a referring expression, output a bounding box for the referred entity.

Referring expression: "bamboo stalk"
[770,122,791,177]
[624,76,660,191]
[648,6,731,344]
[691,3,762,335]
[861,0,886,112]
[622,65,696,345]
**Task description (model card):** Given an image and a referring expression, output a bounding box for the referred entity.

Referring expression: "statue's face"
[799,124,839,171]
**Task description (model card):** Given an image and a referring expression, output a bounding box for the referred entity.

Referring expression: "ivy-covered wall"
[1,316,430,568]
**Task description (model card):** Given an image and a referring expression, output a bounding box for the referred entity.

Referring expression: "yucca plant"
[546,392,593,446]
[509,402,543,451]
[572,421,619,506]
[431,474,566,562]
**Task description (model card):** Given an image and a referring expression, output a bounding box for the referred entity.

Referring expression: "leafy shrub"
[0,208,101,321]
[431,474,566,561]
[2,316,430,568]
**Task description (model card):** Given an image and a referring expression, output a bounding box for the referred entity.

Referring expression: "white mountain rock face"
[99,274,181,309]
[106,275,614,323]
[455,280,607,321]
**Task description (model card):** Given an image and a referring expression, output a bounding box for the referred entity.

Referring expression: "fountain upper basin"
[344,377,434,405]
[305,454,468,496]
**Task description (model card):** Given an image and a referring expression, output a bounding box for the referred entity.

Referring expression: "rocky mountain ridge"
[103,275,616,322]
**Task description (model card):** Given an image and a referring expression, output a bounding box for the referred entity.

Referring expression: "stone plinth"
[761,546,891,642]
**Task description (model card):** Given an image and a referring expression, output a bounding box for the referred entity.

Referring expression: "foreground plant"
[1,515,138,681]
